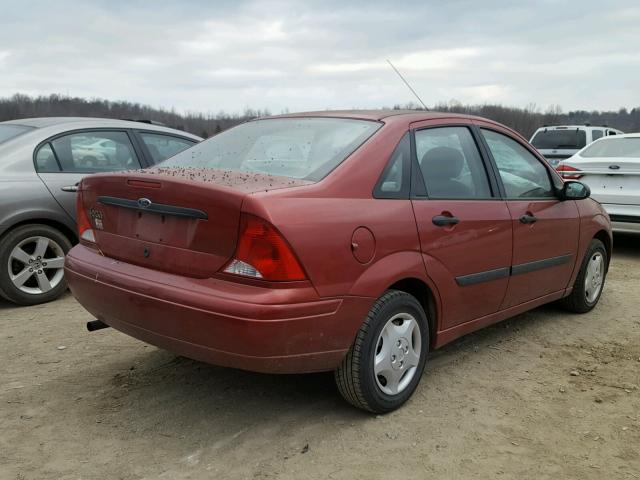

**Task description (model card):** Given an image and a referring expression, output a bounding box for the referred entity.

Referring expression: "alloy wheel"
[8,236,65,295]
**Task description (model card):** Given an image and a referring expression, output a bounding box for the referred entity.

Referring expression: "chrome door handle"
[61,185,79,192]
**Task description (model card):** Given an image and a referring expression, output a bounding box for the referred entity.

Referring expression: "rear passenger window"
[35,144,60,172]
[50,131,141,173]
[415,127,492,199]
[139,133,195,163]
[592,130,604,141]
[374,133,410,198]
[481,129,555,199]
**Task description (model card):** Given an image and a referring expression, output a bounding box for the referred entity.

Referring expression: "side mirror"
[561,181,590,200]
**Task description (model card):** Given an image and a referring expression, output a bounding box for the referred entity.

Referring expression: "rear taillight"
[223,214,306,281]
[76,188,96,243]
[556,164,583,179]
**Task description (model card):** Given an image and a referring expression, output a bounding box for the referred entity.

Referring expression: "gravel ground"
[1,234,639,480]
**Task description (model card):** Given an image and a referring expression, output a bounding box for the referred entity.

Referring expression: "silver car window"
[0,124,34,144]
[46,131,141,173]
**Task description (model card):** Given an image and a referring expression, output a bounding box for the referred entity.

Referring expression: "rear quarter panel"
[248,196,423,298]
[241,118,425,299]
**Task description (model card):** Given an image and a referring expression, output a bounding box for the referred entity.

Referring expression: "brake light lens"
[76,188,96,243]
[223,214,306,281]
[556,164,583,179]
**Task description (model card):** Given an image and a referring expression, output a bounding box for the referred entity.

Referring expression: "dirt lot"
[1,235,639,480]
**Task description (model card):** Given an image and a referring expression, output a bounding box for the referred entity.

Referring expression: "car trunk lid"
[79,167,312,277]
[564,157,640,206]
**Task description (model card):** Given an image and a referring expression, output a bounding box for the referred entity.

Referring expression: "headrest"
[420,146,464,179]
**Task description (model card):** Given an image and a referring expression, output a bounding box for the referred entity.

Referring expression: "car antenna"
[386,59,429,111]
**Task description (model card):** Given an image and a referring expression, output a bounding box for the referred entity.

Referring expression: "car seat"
[420,146,473,198]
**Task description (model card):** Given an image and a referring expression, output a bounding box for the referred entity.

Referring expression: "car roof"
[1,116,179,130]
[264,109,483,122]
[0,117,201,139]
[534,125,622,131]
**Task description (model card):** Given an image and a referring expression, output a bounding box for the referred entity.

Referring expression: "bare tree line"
[0,93,268,138]
[397,101,640,138]
[1,93,639,139]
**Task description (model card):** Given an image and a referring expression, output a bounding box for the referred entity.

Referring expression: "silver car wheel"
[584,251,604,304]
[8,236,65,295]
[374,312,422,396]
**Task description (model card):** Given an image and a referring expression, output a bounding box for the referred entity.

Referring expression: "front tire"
[335,290,429,413]
[560,239,607,313]
[0,224,71,306]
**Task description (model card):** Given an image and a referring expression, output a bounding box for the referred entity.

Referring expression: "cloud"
[0,0,638,113]
[309,48,481,74]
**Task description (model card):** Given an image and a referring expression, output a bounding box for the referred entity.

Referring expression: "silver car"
[0,117,201,305]
[558,133,640,233]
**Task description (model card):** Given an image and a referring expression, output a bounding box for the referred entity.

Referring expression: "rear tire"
[560,239,607,313]
[335,290,429,413]
[0,224,72,306]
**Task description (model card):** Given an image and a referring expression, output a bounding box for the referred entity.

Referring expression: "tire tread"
[560,239,607,313]
[334,290,413,412]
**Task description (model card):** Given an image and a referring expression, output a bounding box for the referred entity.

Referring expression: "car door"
[476,123,580,308]
[410,121,513,330]
[35,130,143,220]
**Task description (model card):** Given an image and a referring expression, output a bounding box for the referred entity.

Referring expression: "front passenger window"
[481,129,555,199]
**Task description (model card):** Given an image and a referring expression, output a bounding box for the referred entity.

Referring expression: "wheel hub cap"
[391,337,410,371]
[584,252,604,304]
[374,313,422,396]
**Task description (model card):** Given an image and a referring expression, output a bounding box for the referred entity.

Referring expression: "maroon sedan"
[65,111,611,412]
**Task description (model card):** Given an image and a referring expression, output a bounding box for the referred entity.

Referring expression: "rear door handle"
[61,184,79,192]
[432,215,460,227]
[519,214,538,224]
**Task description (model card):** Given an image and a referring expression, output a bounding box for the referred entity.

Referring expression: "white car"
[530,125,623,166]
[557,133,640,233]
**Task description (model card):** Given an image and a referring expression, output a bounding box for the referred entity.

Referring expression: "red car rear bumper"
[65,245,373,373]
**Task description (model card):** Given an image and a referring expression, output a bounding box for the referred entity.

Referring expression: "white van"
[530,125,623,166]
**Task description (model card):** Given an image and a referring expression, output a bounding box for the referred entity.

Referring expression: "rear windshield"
[0,124,34,144]
[161,117,381,181]
[531,129,587,149]
[581,137,640,158]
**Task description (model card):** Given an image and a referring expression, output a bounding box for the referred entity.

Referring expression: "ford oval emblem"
[137,198,152,208]
[608,165,620,170]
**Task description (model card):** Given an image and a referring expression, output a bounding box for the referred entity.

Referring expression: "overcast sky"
[1,0,639,114]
